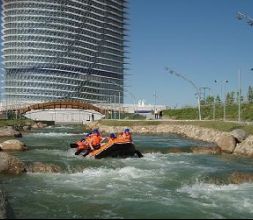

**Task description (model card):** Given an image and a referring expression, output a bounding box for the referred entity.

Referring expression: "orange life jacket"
[122,132,132,142]
[108,137,117,144]
[76,140,89,151]
[91,134,102,147]
[117,133,124,141]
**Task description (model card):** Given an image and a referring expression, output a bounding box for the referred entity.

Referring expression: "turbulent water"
[1,125,253,219]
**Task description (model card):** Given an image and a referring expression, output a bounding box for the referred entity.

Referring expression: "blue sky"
[126,0,253,107]
[1,1,253,108]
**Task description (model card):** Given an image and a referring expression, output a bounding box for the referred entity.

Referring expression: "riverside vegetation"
[164,103,253,122]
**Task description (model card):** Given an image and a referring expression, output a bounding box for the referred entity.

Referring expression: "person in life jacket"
[123,128,133,142]
[75,133,92,155]
[118,128,133,142]
[89,129,103,151]
[108,133,117,144]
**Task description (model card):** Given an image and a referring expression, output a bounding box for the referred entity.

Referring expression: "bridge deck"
[17,100,106,115]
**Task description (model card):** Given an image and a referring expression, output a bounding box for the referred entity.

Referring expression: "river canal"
[1,125,253,219]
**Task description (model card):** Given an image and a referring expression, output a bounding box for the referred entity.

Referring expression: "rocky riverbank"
[0,152,62,175]
[0,127,22,138]
[0,121,61,175]
[88,122,253,158]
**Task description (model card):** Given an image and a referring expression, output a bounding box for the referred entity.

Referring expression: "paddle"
[70,143,78,148]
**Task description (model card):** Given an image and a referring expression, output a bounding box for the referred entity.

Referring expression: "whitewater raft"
[71,140,143,159]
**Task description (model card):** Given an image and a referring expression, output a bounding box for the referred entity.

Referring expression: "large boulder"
[0,152,26,175]
[234,135,253,157]
[25,162,62,173]
[22,125,32,132]
[0,140,27,151]
[216,134,237,154]
[0,190,7,219]
[203,172,253,185]
[0,127,22,138]
[230,129,248,143]
[31,122,47,129]
[36,122,48,128]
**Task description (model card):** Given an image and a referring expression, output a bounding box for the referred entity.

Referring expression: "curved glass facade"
[2,0,127,105]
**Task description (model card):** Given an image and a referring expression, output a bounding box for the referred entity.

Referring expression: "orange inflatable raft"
[70,140,143,159]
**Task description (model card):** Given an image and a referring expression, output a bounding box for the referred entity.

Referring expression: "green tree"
[226,91,235,105]
[237,91,244,103]
[215,95,221,104]
[247,86,253,103]
[205,96,215,104]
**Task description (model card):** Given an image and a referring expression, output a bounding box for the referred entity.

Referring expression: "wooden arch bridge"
[17,100,106,115]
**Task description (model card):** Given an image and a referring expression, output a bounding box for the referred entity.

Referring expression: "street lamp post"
[205,87,216,120]
[214,80,228,121]
[165,67,202,121]
[236,12,253,27]
[199,87,211,104]
[153,90,158,119]
[106,79,139,119]
[118,91,121,120]
[238,69,241,122]
[154,90,157,109]
[213,92,216,120]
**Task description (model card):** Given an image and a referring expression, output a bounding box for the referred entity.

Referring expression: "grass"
[175,121,253,134]
[98,120,162,127]
[98,119,253,135]
[0,119,34,127]
[163,103,253,121]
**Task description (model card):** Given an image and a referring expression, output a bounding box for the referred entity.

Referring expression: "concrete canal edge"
[88,122,253,157]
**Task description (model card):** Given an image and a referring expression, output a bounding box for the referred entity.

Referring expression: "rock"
[202,172,253,185]
[0,140,27,151]
[23,125,31,131]
[31,122,47,129]
[216,134,237,154]
[234,135,253,157]
[230,129,248,143]
[0,152,26,175]
[191,146,221,155]
[26,162,62,173]
[88,122,100,130]
[0,154,8,173]
[0,190,7,219]
[36,122,47,128]
[202,175,229,185]
[228,172,253,184]
[14,133,22,138]
[31,123,39,129]
[0,127,22,138]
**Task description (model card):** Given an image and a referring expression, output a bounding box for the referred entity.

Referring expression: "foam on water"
[78,166,154,180]
[28,132,84,137]
[177,182,241,198]
[33,149,69,157]
[27,165,158,190]
[53,126,76,129]
[177,181,253,215]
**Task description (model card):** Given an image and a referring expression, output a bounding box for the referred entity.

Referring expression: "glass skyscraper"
[2,0,127,105]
